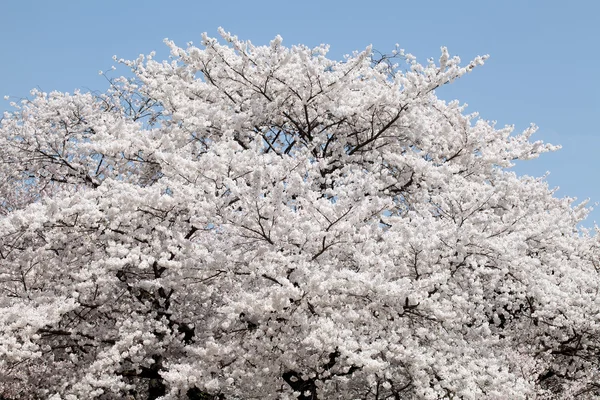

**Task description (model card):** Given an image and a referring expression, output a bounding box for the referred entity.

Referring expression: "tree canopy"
[1,29,599,399]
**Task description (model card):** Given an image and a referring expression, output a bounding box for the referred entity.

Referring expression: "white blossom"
[0,31,597,400]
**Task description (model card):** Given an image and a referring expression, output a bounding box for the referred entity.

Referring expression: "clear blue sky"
[2,1,599,225]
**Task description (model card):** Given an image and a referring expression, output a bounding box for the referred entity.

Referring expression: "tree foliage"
[1,29,599,399]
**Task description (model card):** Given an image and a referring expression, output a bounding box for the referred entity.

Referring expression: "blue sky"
[2,1,599,225]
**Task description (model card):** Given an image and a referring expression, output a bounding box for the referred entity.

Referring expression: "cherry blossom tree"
[2,29,600,399]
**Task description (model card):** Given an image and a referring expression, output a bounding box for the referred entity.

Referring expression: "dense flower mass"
[1,29,599,399]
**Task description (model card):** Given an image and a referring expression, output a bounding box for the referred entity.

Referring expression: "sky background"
[1,1,599,226]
